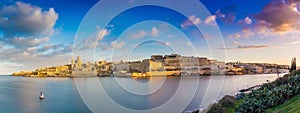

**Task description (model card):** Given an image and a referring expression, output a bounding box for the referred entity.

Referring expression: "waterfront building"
[82,62,96,71]
[180,56,199,67]
[243,65,263,74]
[164,54,181,69]
[12,71,36,76]
[226,67,244,75]
[12,54,295,77]
[129,61,142,72]
[226,63,234,70]
[151,55,164,62]
[198,57,209,65]
[96,61,112,76]
[141,59,164,72]
[138,59,180,76]
[208,59,218,65]
[74,56,83,71]
[112,61,130,76]
[71,56,97,76]
[216,61,226,75]
[263,68,276,74]
[36,65,69,77]
[180,56,199,75]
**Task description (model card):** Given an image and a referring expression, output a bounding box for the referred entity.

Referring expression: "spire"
[75,56,82,70]
[71,56,74,64]
[71,56,75,70]
[77,56,81,62]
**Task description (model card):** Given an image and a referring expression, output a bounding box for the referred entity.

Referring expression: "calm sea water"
[0,74,278,113]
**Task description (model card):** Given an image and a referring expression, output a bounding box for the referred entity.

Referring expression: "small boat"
[39,92,45,100]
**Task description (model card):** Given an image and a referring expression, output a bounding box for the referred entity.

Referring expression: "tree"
[291,57,296,72]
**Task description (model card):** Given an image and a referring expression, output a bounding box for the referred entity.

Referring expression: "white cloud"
[36,43,64,53]
[228,28,255,39]
[241,28,255,38]
[220,44,269,50]
[0,43,72,74]
[189,15,202,25]
[128,27,161,39]
[0,2,58,37]
[244,17,252,24]
[0,2,74,74]
[97,43,110,50]
[0,1,59,53]
[151,27,159,36]
[82,27,109,49]
[0,61,25,74]
[0,61,25,67]
[129,30,147,39]
[42,44,63,50]
[228,33,241,39]
[0,42,3,49]
[8,37,49,47]
[186,41,193,46]
[50,45,72,55]
[181,15,202,27]
[205,15,217,25]
[255,0,300,33]
[95,41,125,51]
[236,44,268,49]
[232,41,241,45]
[285,40,300,45]
[111,41,125,49]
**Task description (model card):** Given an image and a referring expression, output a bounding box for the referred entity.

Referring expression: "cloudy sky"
[0,0,300,74]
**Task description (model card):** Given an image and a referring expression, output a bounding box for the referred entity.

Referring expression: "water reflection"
[0,74,277,112]
[0,76,91,113]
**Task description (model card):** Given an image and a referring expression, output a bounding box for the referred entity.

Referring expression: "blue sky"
[0,0,300,74]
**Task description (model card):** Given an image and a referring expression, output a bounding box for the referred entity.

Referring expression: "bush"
[236,74,300,113]
[219,95,236,107]
[207,103,226,113]
[206,95,237,113]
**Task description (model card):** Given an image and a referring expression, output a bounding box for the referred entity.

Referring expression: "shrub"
[206,95,237,113]
[236,74,300,113]
[207,103,226,113]
[219,95,236,107]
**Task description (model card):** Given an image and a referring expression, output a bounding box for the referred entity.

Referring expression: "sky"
[0,0,300,74]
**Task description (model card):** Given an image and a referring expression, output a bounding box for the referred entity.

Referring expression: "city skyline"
[1,0,300,74]
[12,53,290,77]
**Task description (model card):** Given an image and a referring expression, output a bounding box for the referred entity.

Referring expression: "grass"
[225,100,242,113]
[267,93,300,113]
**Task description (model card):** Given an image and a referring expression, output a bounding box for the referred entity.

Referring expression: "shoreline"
[190,76,278,113]
[9,72,283,78]
[4,73,281,112]
[200,72,295,113]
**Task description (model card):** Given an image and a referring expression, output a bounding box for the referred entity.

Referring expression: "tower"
[291,57,296,72]
[71,56,74,68]
[71,56,75,71]
[75,56,82,70]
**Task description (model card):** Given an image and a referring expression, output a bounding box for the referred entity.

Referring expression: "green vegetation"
[237,73,300,113]
[205,95,242,113]
[207,95,237,113]
[205,70,300,113]
[226,100,242,113]
[267,94,300,113]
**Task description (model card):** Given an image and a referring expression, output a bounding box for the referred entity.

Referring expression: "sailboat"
[39,92,45,100]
